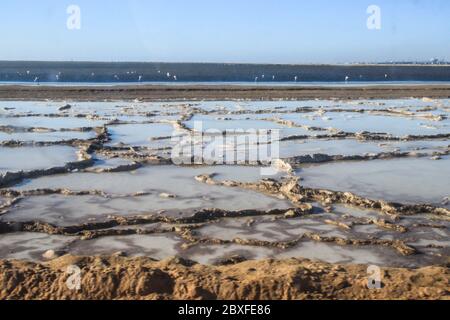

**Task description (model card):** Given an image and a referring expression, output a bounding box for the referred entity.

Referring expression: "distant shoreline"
[2,60,450,66]
[1,84,450,101]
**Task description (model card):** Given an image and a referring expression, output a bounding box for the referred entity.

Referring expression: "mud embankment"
[1,84,450,101]
[0,255,448,300]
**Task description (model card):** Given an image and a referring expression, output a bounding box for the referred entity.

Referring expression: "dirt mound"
[0,256,448,300]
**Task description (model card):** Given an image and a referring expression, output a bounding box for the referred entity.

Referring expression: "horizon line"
[1,60,450,67]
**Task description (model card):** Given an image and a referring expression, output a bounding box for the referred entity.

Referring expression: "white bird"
[173,75,177,81]
[262,74,265,79]
[255,76,258,82]
[294,76,298,82]
[345,76,350,82]
[138,75,143,82]
[166,72,171,78]
[26,70,30,75]
[385,74,388,79]
[272,75,275,80]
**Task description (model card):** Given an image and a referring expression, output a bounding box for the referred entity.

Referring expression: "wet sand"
[1,84,450,101]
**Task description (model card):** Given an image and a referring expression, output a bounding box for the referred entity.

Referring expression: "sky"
[0,0,450,63]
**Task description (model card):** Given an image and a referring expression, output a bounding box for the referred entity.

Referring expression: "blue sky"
[0,0,449,63]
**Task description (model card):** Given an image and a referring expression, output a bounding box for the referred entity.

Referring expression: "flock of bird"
[15,69,390,84]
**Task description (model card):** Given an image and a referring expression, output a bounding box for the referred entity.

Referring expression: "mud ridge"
[0,206,303,236]
[0,150,94,188]
[221,106,447,122]
[284,148,450,166]
[195,174,450,218]
[177,228,417,256]
[281,132,450,142]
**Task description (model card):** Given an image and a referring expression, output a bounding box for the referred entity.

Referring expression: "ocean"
[1,61,450,84]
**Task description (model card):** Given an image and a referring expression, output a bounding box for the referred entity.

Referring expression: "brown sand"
[1,84,450,101]
[0,255,448,300]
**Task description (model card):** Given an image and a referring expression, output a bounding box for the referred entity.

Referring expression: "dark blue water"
[1,61,450,84]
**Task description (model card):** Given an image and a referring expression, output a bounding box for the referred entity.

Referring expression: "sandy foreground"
[1,255,448,300]
[0,84,449,300]
[1,84,450,101]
